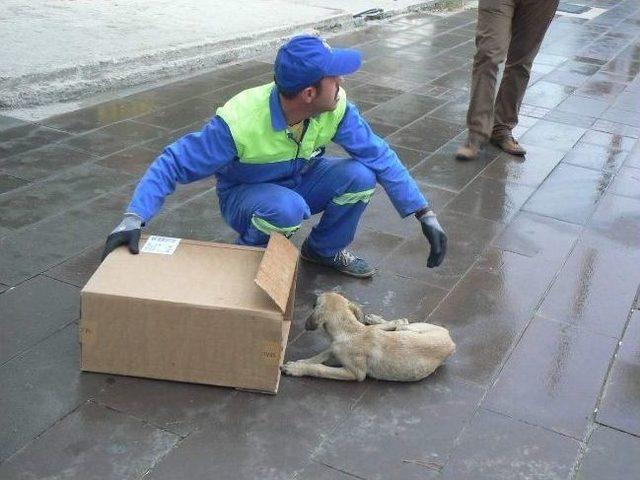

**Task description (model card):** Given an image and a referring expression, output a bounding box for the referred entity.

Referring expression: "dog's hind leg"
[281,362,360,381]
[363,313,386,325]
[369,318,410,331]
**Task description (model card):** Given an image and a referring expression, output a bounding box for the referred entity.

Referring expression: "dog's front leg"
[282,362,359,381]
[295,348,332,364]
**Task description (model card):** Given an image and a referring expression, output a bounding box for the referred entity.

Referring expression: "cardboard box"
[80,233,298,394]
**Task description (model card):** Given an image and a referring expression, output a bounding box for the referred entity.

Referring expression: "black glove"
[101,214,143,261]
[419,212,447,268]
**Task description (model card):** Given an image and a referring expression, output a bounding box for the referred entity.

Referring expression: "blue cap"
[274,35,362,93]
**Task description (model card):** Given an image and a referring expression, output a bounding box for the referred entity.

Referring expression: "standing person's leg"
[295,157,377,278]
[492,0,559,154]
[218,183,311,247]
[457,0,515,161]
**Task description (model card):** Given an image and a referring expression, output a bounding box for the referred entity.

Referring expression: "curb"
[0,0,467,110]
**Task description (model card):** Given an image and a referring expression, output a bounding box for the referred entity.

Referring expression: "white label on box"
[141,236,181,255]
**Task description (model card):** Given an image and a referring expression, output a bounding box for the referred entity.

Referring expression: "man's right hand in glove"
[101,213,143,261]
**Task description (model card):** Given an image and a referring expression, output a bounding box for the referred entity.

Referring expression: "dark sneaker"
[490,134,527,156]
[300,241,376,278]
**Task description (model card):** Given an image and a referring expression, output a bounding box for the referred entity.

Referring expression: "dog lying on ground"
[281,292,455,382]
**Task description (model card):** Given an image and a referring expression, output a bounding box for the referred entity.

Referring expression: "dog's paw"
[281,361,306,377]
[396,318,410,325]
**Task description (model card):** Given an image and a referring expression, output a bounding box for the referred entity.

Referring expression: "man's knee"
[332,161,376,206]
[474,42,507,68]
[252,192,310,236]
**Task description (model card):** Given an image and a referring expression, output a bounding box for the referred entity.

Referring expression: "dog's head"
[305,292,364,333]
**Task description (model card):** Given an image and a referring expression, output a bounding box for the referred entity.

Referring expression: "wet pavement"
[1,1,640,479]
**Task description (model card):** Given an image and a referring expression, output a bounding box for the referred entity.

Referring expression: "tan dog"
[281,292,455,382]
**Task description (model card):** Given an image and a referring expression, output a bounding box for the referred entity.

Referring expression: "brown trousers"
[467,0,559,140]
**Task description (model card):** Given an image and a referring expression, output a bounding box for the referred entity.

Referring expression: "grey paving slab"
[0,189,131,286]
[0,124,70,160]
[393,144,431,170]
[145,376,362,480]
[0,324,107,462]
[140,120,203,154]
[411,136,501,192]
[427,235,579,387]
[601,106,640,128]
[45,244,103,288]
[0,172,29,194]
[440,409,581,480]
[585,192,640,253]
[360,183,454,238]
[387,114,466,153]
[0,401,179,480]
[292,462,360,480]
[522,163,612,225]
[314,376,485,480]
[0,275,79,365]
[624,143,640,168]
[555,94,611,117]
[0,163,135,230]
[347,82,404,105]
[147,188,235,243]
[608,165,640,199]
[0,143,96,181]
[484,316,617,439]
[444,176,536,224]
[576,425,640,480]
[425,212,581,385]
[561,142,627,174]
[41,97,155,134]
[63,120,167,157]
[519,119,587,153]
[365,92,447,129]
[543,109,597,129]
[134,96,217,131]
[597,310,640,436]
[428,64,473,92]
[577,129,637,152]
[592,119,640,138]
[365,118,399,137]
[481,144,565,188]
[383,209,502,290]
[538,236,640,338]
[427,96,471,125]
[95,375,239,437]
[97,144,159,177]
[523,81,575,109]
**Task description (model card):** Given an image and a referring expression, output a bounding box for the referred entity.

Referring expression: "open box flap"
[254,234,299,314]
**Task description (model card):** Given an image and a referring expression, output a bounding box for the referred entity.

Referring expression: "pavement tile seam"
[0,171,138,233]
[0,397,88,465]
[593,421,640,440]
[0,142,101,170]
[567,421,599,479]
[293,460,367,480]
[481,406,588,444]
[0,306,79,369]
[92,398,192,440]
[533,311,621,341]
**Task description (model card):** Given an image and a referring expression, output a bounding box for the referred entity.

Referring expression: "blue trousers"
[218,157,376,257]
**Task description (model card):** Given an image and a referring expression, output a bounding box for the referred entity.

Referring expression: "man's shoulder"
[217,83,273,123]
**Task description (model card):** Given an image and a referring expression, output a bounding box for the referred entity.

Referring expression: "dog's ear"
[348,302,364,323]
[305,310,319,331]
